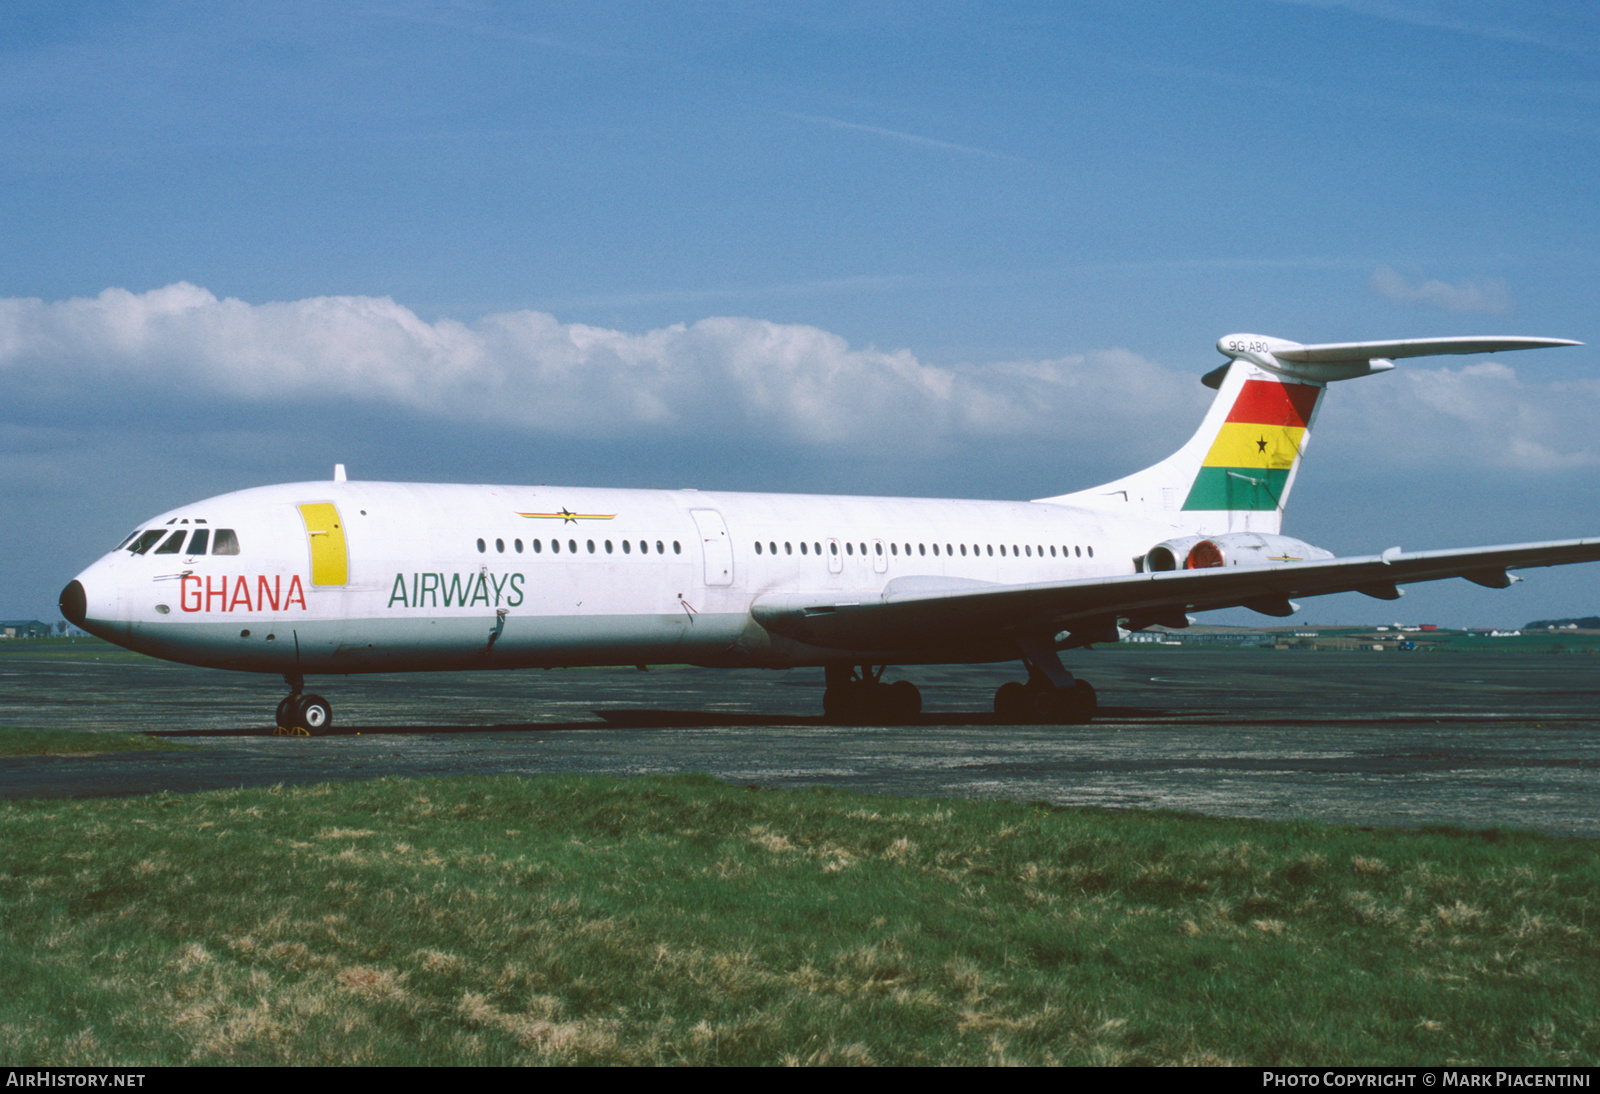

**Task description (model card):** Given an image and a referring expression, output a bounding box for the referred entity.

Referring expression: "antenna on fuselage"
[334,464,347,483]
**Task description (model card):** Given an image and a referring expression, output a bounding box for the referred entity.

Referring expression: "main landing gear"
[993,636,1098,725]
[823,664,922,724]
[993,671,1097,725]
[274,674,334,736]
[821,648,1098,726]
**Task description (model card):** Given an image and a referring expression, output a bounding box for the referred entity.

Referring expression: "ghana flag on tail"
[1181,378,1321,511]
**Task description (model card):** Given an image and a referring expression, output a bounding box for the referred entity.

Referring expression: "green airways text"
[387,572,525,609]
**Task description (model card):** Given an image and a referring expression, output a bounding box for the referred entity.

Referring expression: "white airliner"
[60,333,1596,734]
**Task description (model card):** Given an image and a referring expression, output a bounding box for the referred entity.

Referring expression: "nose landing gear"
[274,674,334,736]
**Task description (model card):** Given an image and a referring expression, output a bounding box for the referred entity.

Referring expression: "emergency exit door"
[298,502,349,586]
[689,509,734,586]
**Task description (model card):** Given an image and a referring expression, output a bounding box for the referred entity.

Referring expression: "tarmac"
[2,645,1597,837]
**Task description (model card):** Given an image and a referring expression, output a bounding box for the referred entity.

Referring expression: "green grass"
[0,774,1595,1065]
[0,727,195,757]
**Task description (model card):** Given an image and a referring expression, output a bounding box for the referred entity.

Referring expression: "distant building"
[0,620,52,638]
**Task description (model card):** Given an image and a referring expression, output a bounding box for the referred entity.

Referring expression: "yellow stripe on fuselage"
[1202,422,1306,470]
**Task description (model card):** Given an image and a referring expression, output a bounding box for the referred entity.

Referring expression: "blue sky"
[3,1,1598,628]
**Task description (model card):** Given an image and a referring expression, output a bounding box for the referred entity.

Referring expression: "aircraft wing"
[750,538,1600,652]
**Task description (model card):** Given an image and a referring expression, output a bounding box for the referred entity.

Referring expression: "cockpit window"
[115,530,140,551]
[212,529,240,555]
[187,529,210,555]
[153,530,187,554]
[128,530,166,555]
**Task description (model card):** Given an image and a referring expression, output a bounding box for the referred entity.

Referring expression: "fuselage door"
[298,502,349,587]
[690,508,734,586]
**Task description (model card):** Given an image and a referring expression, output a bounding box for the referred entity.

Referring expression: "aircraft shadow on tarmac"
[144,702,1600,738]
[145,705,1323,737]
[151,706,1176,737]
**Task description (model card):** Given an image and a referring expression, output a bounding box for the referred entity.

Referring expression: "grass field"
[0,773,1594,1065]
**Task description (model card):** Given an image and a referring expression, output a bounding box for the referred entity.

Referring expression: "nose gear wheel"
[273,675,334,736]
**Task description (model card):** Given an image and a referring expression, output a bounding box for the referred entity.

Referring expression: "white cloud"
[2,284,1591,480]
[1328,360,1600,472]
[0,283,1203,457]
[1370,266,1512,315]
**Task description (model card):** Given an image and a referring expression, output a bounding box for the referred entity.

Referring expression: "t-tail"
[1039,333,1581,537]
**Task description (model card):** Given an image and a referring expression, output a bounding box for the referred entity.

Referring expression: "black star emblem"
[1256,436,1268,453]
[559,508,577,523]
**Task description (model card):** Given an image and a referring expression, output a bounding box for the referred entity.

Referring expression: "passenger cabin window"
[213,529,240,555]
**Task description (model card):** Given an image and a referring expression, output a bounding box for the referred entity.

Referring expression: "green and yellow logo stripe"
[1182,379,1320,511]
[516,508,616,523]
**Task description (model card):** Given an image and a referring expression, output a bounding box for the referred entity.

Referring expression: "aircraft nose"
[60,579,87,627]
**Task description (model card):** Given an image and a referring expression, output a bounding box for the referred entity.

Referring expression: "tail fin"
[1039,333,1580,536]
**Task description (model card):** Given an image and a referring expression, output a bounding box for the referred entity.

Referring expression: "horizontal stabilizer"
[1216,334,1580,383]
[1277,336,1581,362]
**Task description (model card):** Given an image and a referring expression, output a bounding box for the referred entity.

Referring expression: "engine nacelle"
[1145,532,1333,571]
